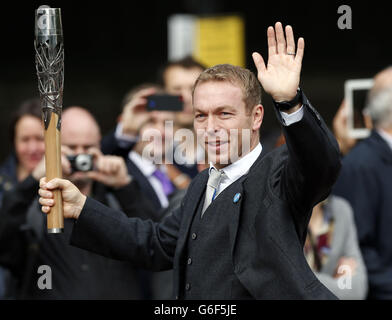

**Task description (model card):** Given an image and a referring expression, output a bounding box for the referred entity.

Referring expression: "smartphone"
[344,79,373,139]
[146,94,183,112]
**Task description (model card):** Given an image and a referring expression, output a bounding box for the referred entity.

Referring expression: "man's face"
[137,111,176,162]
[193,81,263,169]
[164,66,203,127]
[61,115,101,185]
[14,115,45,173]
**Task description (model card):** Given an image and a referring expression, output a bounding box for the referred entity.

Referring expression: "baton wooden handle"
[44,112,64,233]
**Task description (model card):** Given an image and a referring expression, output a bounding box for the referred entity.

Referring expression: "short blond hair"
[192,64,262,113]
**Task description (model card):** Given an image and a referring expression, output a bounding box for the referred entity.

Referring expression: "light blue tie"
[201,168,224,217]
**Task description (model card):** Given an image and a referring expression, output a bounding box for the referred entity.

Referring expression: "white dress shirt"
[128,151,169,208]
[114,123,138,149]
[211,143,263,199]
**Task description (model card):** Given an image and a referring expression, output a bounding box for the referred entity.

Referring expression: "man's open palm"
[252,22,304,102]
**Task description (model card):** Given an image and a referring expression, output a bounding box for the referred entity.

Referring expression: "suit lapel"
[226,180,245,257]
[175,169,209,256]
[173,169,208,297]
[226,151,265,256]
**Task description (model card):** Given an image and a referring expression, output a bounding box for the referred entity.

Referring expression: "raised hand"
[252,22,304,103]
[120,87,155,136]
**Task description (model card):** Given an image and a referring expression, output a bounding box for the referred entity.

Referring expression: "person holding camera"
[0,106,156,299]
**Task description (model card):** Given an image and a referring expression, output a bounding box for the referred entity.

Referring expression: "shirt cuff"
[280,105,304,126]
[115,123,139,146]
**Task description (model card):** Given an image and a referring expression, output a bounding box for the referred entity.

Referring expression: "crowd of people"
[0,22,391,300]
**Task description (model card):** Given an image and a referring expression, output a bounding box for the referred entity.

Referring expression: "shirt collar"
[377,129,392,152]
[209,143,263,182]
[129,151,157,176]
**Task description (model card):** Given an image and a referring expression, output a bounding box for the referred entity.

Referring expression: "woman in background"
[0,99,44,299]
[0,99,44,205]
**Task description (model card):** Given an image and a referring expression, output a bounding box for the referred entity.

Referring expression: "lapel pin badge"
[233,193,241,204]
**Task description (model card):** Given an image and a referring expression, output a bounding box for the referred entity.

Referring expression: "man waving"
[39,22,341,299]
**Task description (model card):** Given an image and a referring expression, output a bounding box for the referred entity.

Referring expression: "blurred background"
[0,0,389,161]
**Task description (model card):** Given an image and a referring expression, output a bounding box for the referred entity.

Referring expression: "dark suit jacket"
[126,158,163,212]
[70,93,341,299]
[333,130,392,299]
[125,156,178,299]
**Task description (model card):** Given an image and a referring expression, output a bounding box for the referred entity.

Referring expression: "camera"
[67,154,94,172]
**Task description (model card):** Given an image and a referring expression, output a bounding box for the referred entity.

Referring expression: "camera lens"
[75,154,93,172]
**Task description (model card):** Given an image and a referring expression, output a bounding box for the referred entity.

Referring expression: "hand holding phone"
[121,87,156,136]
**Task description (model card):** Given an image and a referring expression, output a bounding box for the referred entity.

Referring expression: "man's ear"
[252,104,264,131]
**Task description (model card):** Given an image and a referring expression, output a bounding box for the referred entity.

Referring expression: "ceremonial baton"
[34,5,64,233]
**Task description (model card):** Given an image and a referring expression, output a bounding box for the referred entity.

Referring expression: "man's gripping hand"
[39,177,86,220]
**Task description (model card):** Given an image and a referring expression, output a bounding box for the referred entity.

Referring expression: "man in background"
[102,57,206,187]
[333,84,392,299]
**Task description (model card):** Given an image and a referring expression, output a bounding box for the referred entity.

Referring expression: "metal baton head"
[35,6,63,46]
[34,5,64,130]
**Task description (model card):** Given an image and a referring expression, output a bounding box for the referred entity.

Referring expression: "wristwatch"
[273,88,302,111]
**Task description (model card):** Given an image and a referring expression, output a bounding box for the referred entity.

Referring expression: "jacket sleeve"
[110,180,164,222]
[0,175,39,275]
[101,128,136,158]
[70,195,183,271]
[277,92,342,243]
